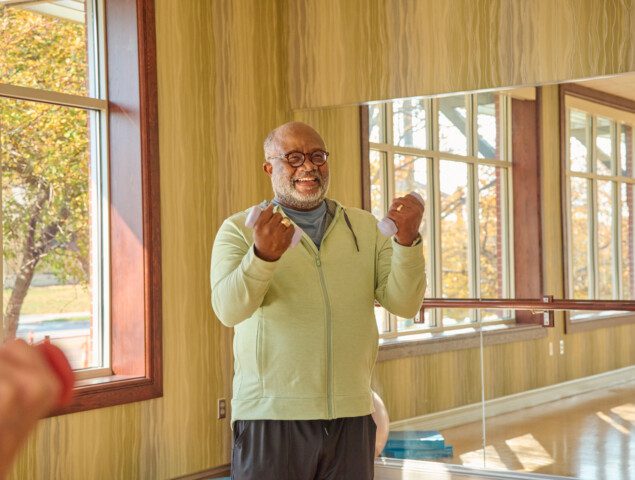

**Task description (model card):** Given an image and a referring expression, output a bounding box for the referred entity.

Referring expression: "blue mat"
[381,430,453,460]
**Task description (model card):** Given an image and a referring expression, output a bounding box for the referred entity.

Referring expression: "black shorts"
[231,415,376,480]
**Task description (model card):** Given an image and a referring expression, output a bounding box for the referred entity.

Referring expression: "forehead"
[275,126,325,152]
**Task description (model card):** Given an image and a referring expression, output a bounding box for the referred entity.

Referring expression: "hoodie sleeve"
[374,229,427,318]
[210,217,279,327]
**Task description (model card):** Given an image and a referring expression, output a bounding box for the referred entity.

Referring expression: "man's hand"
[387,194,425,246]
[253,204,295,262]
[0,339,63,479]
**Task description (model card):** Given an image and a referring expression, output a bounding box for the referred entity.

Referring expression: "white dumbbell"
[377,191,425,237]
[245,203,304,248]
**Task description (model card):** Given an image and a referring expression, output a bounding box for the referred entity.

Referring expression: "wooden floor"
[430,380,635,479]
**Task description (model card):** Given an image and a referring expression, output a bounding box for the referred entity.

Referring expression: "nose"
[298,155,318,171]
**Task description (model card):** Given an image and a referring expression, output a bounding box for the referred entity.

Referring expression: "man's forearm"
[375,239,427,318]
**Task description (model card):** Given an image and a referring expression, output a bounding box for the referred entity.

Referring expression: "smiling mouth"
[294,177,320,187]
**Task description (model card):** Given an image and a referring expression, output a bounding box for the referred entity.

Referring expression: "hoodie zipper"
[315,253,333,418]
[301,206,341,419]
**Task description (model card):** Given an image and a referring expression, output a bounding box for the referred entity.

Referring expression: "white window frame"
[0,0,110,379]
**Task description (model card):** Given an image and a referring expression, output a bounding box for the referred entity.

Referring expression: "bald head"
[263,122,326,159]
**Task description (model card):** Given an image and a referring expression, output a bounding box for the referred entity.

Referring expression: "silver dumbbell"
[377,192,425,237]
[245,203,304,247]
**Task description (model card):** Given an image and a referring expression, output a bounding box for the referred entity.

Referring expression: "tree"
[1,6,90,339]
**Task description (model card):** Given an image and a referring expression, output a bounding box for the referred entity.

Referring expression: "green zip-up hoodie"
[210,199,426,423]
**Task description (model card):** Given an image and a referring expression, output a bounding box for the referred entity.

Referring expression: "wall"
[288,0,635,108]
[10,0,635,478]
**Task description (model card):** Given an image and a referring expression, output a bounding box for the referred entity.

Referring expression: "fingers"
[390,194,425,212]
[252,205,296,262]
[0,340,62,427]
[254,203,275,227]
[254,205,289,231]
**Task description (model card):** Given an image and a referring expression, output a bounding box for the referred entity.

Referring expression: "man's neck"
[273,197,324,212]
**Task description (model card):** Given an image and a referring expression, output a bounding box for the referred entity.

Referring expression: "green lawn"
[3,284,91,315]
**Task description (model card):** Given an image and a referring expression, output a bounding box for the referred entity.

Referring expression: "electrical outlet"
[217,398,227,419]
[559,340,565,355]
[549,342,554,356]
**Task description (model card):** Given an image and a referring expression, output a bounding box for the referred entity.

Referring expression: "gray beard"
[271,173,330,210]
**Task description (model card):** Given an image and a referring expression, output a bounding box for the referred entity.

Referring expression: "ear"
[263,162,273,177]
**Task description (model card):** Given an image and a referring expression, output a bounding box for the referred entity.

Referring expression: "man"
[0,339,64,479]
[211,122,426,479]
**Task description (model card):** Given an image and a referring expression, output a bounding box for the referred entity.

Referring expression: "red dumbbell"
[36,338,75,408]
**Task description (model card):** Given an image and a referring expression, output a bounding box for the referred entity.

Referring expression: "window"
[365,93,515,337]
[1,0,108,375]
[0,0,162,412]
[562,85,635,328]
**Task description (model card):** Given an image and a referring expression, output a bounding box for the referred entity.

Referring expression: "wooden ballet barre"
[419,296,635,311]
[416,296,635,327]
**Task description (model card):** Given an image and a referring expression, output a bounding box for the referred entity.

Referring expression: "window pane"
[438,96,468,155]
[396,311,429,331]
[478,165,507,306]
[481,309,513,322]
[570,177,591,299]
[597,180,615,299]
[569,110,590,173]
[620,123,633,177]
[595,117,614,176]
[1,97,100,370]
[375,306,389,334]
[440,160,470,324]
[369,150,386,220]
[394,154,428,252]
[621,183,634,300]
[441,309,472,327]
[0,2,89,96]
[476,93,500,159]
[393,98,427,149]
[369,104,385,143]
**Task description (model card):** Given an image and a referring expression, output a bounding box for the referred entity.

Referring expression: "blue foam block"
[381,445,454,460]
[385,430,446,450]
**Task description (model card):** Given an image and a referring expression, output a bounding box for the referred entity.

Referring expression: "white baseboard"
[390,365,635,431]
[375,458,575,480]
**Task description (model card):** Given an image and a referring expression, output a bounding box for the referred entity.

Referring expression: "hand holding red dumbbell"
[0,339,74,479]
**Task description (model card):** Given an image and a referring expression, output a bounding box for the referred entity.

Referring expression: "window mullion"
[610,120,620,300]
[0,83,107,110]
[591,116,600,298]
[432,99,443,327]
[468,95,481,323]
[503,96,514,305]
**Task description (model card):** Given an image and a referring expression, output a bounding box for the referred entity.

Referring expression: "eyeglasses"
[267,150,329,168]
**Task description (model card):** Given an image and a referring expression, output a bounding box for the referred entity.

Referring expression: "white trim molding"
[390,365,635,431]
[375,457,575,480]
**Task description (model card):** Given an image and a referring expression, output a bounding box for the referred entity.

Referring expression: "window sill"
[565,311,635,334]
[50,375,162,417]
[377,323,547,362]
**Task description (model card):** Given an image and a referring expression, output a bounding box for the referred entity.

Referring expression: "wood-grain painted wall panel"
[288,0,635,109]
